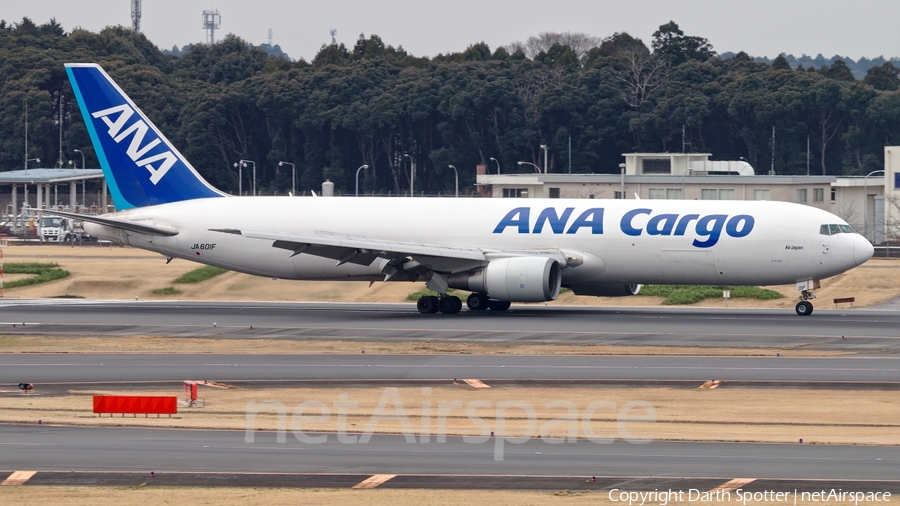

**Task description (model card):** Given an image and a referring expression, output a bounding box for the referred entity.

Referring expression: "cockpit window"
[821,224,855,236]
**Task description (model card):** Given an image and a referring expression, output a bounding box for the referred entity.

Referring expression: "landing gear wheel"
[488,300,511,311]
[417,295,439,314]
[466,292,489,311]
[795,301,813,316]
[439,296,462,314]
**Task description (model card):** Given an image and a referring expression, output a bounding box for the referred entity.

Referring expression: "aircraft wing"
[210,228,490,275]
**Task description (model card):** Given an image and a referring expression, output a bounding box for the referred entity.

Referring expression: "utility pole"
[770,125,775,175]
[57,95,64,168]
[568,135,572,174]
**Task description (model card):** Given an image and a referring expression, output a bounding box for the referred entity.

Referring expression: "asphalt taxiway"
[3,300,900,352]
[1,425,898,485]
[1,354,899,387]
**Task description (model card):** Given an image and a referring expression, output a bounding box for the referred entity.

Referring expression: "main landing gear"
[466,293,510,312]
[415,292,510,314]
[416,294,462,314]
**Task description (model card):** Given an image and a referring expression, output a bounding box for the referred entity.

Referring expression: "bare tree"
[614,50,669,109]
[507,32,601,62]
[834,197,860,231]
[513,68,564,124]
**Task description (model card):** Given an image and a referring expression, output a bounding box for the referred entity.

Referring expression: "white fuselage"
[85,197,871,287]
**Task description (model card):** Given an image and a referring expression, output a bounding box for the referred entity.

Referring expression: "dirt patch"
[2,386,896,446]
[2,245,898,307]
[0,488,643,506]
[0,336,855,357]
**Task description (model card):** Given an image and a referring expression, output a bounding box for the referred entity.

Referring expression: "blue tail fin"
[65,63,225,210]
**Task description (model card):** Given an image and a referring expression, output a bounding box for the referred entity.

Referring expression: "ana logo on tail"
[91,104,177,185]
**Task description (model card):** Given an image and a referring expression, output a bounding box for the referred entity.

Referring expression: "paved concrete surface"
[2,300,900,352]
[1,425,897,481]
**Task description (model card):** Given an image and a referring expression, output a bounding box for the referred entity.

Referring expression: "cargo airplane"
[56,63,874,316]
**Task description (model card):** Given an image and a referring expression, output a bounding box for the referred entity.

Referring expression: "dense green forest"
[2,17,900,196]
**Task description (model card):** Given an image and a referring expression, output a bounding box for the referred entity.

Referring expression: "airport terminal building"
[476,151,896,244]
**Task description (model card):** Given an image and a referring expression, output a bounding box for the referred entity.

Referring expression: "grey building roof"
[0,168,105,184]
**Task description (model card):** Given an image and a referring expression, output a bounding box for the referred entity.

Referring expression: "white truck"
[39,216,67,242]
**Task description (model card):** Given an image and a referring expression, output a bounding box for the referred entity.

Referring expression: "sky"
[2,0,899,62]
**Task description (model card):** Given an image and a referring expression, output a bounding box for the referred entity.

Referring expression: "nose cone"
[854,235,875,266]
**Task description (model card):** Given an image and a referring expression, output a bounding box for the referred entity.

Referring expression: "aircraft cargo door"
[660,249,719,284]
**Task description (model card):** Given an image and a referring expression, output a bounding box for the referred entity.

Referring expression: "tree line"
[2,17,900,196]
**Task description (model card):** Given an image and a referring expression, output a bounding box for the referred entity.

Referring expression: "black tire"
[488,300,511,311]
[439,296,462,314]
[466,293,489,311]
[417,295,439,314]
[795,301,813,316]
[451,296,463,313]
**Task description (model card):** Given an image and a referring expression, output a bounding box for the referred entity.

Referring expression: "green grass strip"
[174,266,228,284]
[152,286,182,295]
[639,285,783,305]
[3,262,70,289]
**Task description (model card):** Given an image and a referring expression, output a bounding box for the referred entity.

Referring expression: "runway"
[2,300,899,491]
[1,425,898,484]
[3,299,900,352]
[2,354,899,387]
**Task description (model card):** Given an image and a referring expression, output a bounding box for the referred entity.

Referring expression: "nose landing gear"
[794,279,819,316]
[795,299,814,316]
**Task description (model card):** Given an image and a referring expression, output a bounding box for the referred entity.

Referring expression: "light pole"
[25,157,40,172]
[447,165,458,197]
[517,161,540,174]
[489,157,500,175]
[540,144,548,174]
[403,154,415,196]
[233,159,256,195]
[355,164,369,196]
[864,169,884,243]
[73,149,85,171]
[278,161,296,195]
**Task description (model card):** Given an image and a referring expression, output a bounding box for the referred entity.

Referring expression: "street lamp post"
[355,164,369,196]
[25,157,39,172]
[447,165,458,197]
[864,169,885,243]
[278,161,296,195]
[403,154,415,196]
[233,159,256,195]
[73,149,85,171]
[540,144,548,174]
[489,157,500,175]
[517,161,540,174]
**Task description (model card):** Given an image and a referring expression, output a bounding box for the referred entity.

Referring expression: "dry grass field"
[2,244,900,308]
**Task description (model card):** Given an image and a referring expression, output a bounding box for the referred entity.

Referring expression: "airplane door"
[660,249,719,283]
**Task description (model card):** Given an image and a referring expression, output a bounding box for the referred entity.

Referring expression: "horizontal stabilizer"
[43,210,179,236]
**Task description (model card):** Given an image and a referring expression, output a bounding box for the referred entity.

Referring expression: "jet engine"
[448,257,561,302]
[565,283,642,297]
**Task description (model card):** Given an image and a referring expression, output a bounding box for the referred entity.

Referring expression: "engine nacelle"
[448,257,561,302]
[565,283,642,297]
